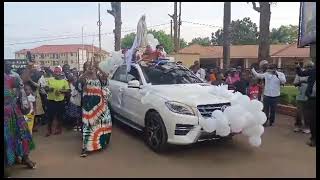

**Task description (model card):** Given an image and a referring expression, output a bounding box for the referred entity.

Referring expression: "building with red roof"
[15,44,110,70]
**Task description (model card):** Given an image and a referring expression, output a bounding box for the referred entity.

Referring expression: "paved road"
[10,114,316,178]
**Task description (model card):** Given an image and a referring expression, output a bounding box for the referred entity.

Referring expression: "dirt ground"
[9,114,316,178]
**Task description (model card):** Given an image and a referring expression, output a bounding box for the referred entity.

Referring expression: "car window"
[112,65,141,83]
[112,65,127,82]
[141,65,203,85]
[127,67,141,83]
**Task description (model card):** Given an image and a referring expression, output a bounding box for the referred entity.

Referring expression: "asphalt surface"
[9,114,316,178]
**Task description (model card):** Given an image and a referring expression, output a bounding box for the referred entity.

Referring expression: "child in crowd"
[24,83,36,134]
[212,72,226,86]
[248,78,261,100]
[65,74,82,132]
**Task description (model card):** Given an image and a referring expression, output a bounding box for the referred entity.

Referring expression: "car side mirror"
[128,80,140,89]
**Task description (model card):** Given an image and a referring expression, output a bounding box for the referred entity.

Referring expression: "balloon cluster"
[98,51,124,75]
[146,34,159,51]
[201,86,267,147]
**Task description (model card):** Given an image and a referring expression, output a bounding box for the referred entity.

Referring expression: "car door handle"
[119,88,124,92]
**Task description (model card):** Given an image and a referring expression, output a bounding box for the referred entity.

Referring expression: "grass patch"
[280,86,298,106]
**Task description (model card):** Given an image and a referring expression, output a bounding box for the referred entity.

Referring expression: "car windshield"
[140,64,203,85]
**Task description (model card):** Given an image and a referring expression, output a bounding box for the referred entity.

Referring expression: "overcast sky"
[4,2,300,58]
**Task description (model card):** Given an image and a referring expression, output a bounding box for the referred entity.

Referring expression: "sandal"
[80,150,88,158]
[54,128,62,135]
[23,158,36,169]
[45,132,51,137]
[16,156,22,164]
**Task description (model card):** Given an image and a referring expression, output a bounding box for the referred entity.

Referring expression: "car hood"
[144,83,231,107]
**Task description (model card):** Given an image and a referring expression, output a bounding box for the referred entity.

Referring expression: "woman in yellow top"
[45,66,70,137]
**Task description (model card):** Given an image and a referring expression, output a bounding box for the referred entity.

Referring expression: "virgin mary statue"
[125,15,148,72]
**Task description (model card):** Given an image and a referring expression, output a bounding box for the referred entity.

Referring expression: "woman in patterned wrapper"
[78,60,112,157]
[4,62,36,175]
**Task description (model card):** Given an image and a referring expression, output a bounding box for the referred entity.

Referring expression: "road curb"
[277,104,297,117]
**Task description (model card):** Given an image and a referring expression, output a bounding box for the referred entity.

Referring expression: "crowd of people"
[188,59,316,147]
[4,59,112,177]
[4,54,316,177]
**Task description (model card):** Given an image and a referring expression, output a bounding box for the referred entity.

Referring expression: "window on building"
[71,60,74,64]
[70,53,73,56]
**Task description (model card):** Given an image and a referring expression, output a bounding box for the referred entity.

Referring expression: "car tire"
[219,134,234,142]
[144,111,168,153]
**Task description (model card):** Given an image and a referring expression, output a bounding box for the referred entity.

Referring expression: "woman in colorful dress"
[4,62,36,171]
[78,60,112,157]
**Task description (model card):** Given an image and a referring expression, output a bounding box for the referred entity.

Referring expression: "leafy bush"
[290,95,297,106]
[280,86,298,107]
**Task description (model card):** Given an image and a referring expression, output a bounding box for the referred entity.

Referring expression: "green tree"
[270,25,298,44]
[189,37,212,46]
[121,32,135,49]
[211,29,224,46]
[148,30,174,53]
[120,30,175,53]
[179,38,188,49]
[211,17,258,45]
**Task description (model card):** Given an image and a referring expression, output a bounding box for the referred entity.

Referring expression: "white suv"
[109,62,232,152]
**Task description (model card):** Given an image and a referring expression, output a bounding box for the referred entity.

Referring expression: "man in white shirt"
[190,61,206,81]
[252,64,286,126]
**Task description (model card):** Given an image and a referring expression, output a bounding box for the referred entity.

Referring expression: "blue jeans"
[263,96,279,125]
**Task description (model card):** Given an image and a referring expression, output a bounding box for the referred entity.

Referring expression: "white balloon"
[242,112,258,129]
[238,94,251,107]
[230,116,246,133]
[248,99,264,112]
[224,105,244,123]
[147,33,154,40]
[243,125,264,137]
[215,112,229,127]
[211,110,224,119]
[223,106,232,116]
[256,111,267,125]
[216,125,231,137]
[249,136,262,147]
[201,117,217,133]
[230,94,241,106]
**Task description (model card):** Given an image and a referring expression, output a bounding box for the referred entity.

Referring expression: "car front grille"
[197,103,231,118]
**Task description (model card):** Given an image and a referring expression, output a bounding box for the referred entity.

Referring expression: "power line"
[5,22,171,46]
[4,32,83,43]
[182,21,222,28]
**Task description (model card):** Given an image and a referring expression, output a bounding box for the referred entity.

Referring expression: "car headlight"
[165,101,195,116]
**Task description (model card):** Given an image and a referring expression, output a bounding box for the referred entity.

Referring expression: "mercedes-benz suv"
[109,62,232,152]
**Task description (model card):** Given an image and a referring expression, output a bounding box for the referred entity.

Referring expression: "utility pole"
[98,3,102,62]
[223,2,231,70]
[80,26,84,70]
[173,2,178,52]
[168,2,178,52]
[170,20,173,41]
[178,2,181,49]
